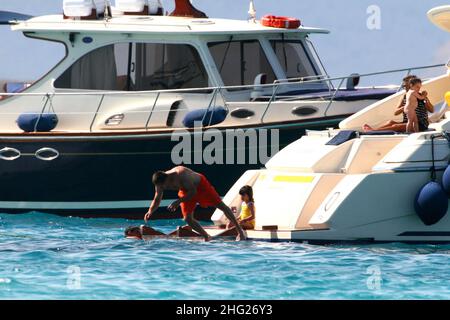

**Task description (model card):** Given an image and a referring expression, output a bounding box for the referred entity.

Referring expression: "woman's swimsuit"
[403,95,429,131]
[416,99,429,132]
[401,96,408,123]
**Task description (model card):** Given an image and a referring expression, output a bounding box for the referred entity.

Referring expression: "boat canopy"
[428,5,450,32]
[0,11,34,25]
[10,14,329,36]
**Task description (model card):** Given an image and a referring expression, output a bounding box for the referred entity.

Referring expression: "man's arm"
[144,186,164,222]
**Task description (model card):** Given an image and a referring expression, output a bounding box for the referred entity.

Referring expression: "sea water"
[0,212,449,300]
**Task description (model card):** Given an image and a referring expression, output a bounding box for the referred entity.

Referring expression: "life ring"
[261,15,301,29]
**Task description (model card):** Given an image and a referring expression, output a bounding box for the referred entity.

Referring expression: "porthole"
[292,106,318,117]
[230,108,255,119]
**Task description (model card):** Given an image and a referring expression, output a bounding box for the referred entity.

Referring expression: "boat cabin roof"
[11,14,330,36]
[428,5,450,33]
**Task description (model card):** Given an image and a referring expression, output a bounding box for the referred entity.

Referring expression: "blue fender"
[414,181,448,226]
[17,113,58,132]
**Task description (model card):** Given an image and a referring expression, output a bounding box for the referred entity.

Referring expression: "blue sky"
[0,0,449,85]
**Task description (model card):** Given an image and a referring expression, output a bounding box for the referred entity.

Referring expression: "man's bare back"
[163,166,201,192]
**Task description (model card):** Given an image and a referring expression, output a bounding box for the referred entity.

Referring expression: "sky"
[0,0,449,85]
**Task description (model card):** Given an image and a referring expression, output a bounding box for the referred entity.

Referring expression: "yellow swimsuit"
[239,202,255,228]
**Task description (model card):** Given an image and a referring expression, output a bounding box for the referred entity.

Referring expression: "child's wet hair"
[402,75,417,89]
[409,78,422,87]
[239,185,254,202]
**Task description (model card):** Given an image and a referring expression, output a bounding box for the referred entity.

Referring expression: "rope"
[218,36,233,73]
[431,134,437,181]
[281,33,288,72]
[443,131,450,150]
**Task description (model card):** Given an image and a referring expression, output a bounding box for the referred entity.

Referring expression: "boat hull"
[0,117,346,219]
[210,170,450,243]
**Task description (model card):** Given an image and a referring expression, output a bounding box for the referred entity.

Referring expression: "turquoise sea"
[0,212,449,300]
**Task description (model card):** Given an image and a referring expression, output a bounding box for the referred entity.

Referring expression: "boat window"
[0,34,66,99]
[305,38,329,80]
[55,43,209,91]
[208,40,277,88]
[270,40,321,80]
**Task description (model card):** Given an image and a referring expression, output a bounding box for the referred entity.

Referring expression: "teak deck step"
[129,225,238,241]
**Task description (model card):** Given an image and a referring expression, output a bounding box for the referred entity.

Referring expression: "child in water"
[227,185,256,230]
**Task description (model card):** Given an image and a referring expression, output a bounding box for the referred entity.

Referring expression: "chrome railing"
[0,63,446,131]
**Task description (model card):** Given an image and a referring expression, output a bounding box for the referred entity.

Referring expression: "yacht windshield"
[55,42,209,91]
[270,40,323,81]
[208,40,277,88]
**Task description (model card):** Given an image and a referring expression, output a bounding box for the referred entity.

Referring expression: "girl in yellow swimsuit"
[237,185,256,230]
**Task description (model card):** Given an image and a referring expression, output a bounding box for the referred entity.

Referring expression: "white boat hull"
[211,170,450,243]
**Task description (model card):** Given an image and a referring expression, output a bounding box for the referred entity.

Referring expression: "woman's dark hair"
[409,77,422,87]
[402,75,417,89]
[152,171,168,185]
[125,226,141,237]
[239,185,254,202]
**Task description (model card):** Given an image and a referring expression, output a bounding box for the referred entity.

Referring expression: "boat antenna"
[248,0,256,23]
[104,0,111,21]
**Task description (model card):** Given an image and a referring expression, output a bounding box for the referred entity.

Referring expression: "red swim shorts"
[178,174,222,218]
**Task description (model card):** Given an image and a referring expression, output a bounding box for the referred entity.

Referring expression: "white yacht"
[210,6,450,243]
[0,0,441,219]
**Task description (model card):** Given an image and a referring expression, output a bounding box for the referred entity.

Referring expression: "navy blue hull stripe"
[398,231,450,237]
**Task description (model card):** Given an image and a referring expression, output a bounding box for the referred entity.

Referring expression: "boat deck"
[204,226,330,242]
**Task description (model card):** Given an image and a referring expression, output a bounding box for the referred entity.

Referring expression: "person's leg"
[366,123,407,133]
[377,120,399,130]
[406,112,418,133]
[239,221,254,230]
[389,123,407,132]
[376,120,397,129]
[363,121,400,132]
[196,174,247,241]
[406,120,412,133]
[217,202,247,241]
[184,214,211,241]
[180,200,211,241]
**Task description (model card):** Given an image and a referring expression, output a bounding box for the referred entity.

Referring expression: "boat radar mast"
[170,0,207,18]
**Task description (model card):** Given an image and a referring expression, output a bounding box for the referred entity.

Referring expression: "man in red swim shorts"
[144,166,246,241]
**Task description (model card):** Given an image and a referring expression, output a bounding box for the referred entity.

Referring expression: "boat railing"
[16,17,197,30]
[0,63,445,131]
